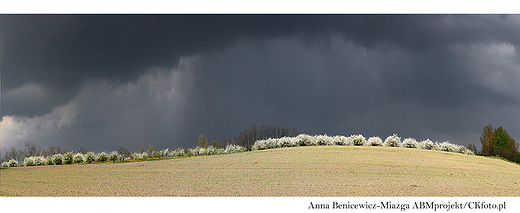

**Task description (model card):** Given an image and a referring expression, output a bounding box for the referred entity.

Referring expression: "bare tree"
[77,147,89,154]
[117,147,131,159]
[467,143,479,155]
[2,146,24,162]
[24,141,40,156]
[211,140,223,148]
[46,145,65,156]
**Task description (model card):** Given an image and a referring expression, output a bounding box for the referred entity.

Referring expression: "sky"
[1,14,520,153]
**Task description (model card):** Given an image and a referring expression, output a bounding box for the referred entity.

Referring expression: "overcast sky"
[1,15,520,153]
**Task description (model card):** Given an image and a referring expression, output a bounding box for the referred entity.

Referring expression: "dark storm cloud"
[2,14,341,116]
[2,15,520,152]
[179,34,520,146]
[6,14,520,117]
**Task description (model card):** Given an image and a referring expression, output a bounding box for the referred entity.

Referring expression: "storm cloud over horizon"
[1,15,520,152]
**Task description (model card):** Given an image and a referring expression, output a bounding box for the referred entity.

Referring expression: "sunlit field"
[1,146,519,196]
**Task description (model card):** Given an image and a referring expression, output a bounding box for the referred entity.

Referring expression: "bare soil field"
[1,146,519,196]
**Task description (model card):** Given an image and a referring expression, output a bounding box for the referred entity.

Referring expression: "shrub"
[23,156,35,166]
[402,138,418,148]
[1,161,8,168]
[109,151,120,162]
[296,134,316,146]
[34,156,46,166]
[156,149,168,158]
[8,159,19,167]
[261,138,279,150]
[190,147,200,156]
[194,146,208,155]
[73,153,85,164]
[63,151,74,164]
[96,152,108,162]
[418,139,435,150]
[85,152,96,163]
[149,150,157,158]
[349,134,366,146]
[224,144,247,154]
[316,135,334,146]
[204,146,218,155]
[438,141,456,152]
[453,144,467,154]
[185,148,195,156]
[169,148,187,157]
[267,138,280,149]
[367,136,383,146]
[132,152,148,160]
[278,137,297,148]
[463,148,475,155]
[249,133,474,156]
[333,135,348,145]
[384,134,401,147]
[23,156,44,166]
[251,139,266,150]
[252,138,281,150]
[45,156,54,165]
[52,154,64,165]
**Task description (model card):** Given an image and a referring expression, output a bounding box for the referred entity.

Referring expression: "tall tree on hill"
[493,126,518,161]
[479,124,519,162]
[480,124,495,156]
[198,134,208,148]
[493,126,510,155]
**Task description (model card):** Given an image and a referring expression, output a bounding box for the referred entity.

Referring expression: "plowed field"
[1,146,519,196]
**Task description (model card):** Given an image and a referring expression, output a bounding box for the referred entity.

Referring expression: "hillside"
[1,146,519,196]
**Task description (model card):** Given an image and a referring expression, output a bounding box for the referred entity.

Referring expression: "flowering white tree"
[418,139,435,150]
[348,134,366,146]
[333,135,348,145]
[296,134,316,146]
[63,151,74,164]
[367,136,383,146]
[85,152,96,163]
[402,138,418,148]
[5,131,479,169]
[8,159,19,167]
[51,154,64,165]
[315,134,334,146]
[96,152,108,162]
[109,151,120,162]
[384,134,402,147]
[73,153,85,164]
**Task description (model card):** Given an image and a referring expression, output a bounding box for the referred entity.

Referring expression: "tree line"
[2,124,299,162]
[1,141,132,163]
[217,124,299,150]
[468,124,520,164]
